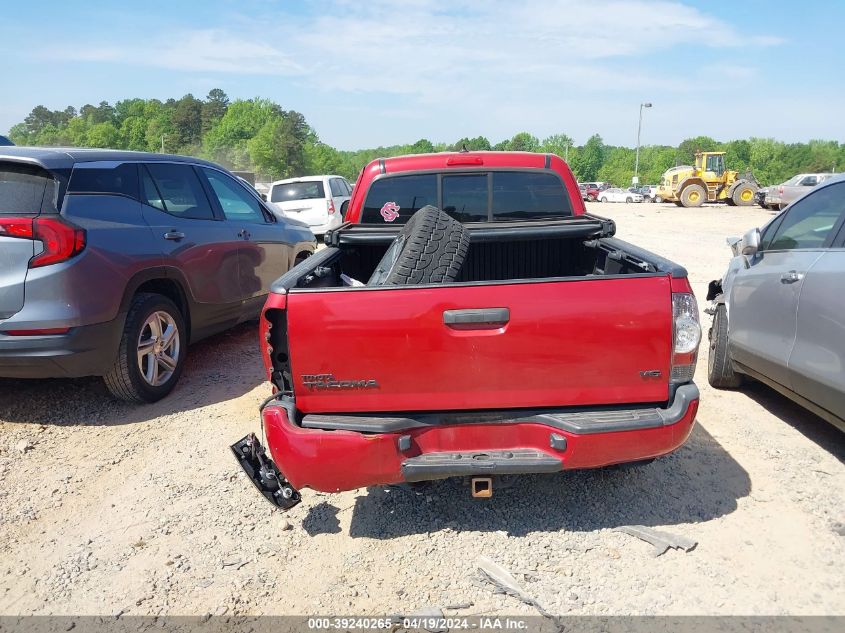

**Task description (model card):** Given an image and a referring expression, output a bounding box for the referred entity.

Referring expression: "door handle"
[238,229,251,240]
[443,308,510,328]
[780,271,804,284]
[163,231,185,241]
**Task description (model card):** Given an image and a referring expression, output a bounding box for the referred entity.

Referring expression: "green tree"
[507,132,540,152]
[171,94,203,149]
[571,134,605,181]
[451,136,491,151]
[410,138,435,154]
[540,133,573,160]
[676,135,720,165]
[202,89,229,135]
[86,122,120,148]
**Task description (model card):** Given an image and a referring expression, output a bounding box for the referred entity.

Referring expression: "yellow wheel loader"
[655,151,758,208]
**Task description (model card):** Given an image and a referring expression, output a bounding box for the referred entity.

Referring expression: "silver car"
[706,174,845,431]
[764,172,835,210]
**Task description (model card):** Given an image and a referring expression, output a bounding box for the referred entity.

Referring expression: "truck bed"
[264,217,686,415]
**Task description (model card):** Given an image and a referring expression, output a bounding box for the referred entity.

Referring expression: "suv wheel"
[104,293,187,403]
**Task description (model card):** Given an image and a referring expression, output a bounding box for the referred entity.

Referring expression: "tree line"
[8,90,845,187]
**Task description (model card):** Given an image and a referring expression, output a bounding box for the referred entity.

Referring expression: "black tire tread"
[383,206,470,285]
[731,181,756,206]
[707,304,743,389]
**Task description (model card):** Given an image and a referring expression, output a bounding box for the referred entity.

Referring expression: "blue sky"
[1,0,843,149]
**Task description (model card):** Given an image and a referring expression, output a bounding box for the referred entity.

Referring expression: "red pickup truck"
[232,151,701,509]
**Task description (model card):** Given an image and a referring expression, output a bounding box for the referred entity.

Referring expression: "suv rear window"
[271,181,325,202]
[0,162,58,217]
[361,171,572,223]
[68,163,139,199]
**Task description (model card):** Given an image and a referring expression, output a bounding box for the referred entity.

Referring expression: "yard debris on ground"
[614,526,698,557]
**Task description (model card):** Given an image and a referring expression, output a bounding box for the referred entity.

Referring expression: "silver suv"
[707,174,845,430]
[0,147,315,402]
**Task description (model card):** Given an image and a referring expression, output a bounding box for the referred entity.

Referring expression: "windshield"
[270,181,325,202]
[782,175,803,186]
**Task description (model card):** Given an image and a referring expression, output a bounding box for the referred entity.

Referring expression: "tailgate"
[286,276,673,413]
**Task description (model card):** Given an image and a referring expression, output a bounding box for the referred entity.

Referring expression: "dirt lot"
[1,202,843,617]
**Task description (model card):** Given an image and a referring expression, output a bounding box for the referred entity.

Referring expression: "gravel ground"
[1,201,843,617]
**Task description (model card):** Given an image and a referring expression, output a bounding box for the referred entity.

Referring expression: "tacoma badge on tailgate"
[301,374,379,391]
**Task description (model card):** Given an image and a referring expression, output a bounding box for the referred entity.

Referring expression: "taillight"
[446,156,484,166]
[327,199,336,215]
[30,217,86,268]
[1,216,85,267]
[0,217,35,239]
[671,292,701,384]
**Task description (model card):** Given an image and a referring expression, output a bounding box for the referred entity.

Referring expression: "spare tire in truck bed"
[368,205,470,285]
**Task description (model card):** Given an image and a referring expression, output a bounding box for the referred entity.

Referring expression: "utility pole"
[160,134,166,153]
[634,102,652,184]
[565,142,569,162]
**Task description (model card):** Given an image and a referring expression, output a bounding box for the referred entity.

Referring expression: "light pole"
[634,102,652,184]
[160,134,166,153]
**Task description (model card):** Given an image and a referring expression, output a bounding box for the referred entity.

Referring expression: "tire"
[600,196,608,203]
[103,293,187,403]
[626,197,632,203]
[680,184,706,208]
[368,205,469,286]
[654,195,663,203]
[587,195,596,202]
[707,304,743,389]
[731,181,756,206]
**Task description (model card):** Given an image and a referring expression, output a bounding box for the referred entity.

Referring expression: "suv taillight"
[671,292,701,384]
[0,217,34,239]
[327,199,336,215]
[0,216,86,267]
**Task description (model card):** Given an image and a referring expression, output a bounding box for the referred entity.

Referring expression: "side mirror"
[740,228,760,256]
[726,236,742,257]
[260,193,267,202]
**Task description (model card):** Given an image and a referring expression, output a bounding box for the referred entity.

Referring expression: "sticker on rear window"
[380,201,400,222]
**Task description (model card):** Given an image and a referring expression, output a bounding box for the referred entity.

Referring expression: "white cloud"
[41,29,304,76]
[23,0,789,146]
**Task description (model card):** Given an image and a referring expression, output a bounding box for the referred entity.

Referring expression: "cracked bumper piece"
[262,384,699,493]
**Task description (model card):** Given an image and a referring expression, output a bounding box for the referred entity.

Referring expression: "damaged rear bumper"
[245,384,698,496]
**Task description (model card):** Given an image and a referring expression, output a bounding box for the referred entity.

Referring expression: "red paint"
[263,399,698,493]
[252,152,701,493]
[286,276,673,413]
[344,152,586,223]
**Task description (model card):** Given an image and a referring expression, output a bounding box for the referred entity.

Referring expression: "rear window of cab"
[361,171,572,223]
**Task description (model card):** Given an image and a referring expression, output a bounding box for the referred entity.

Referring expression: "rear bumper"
[261,384,699,493]
[0,318,123,378]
